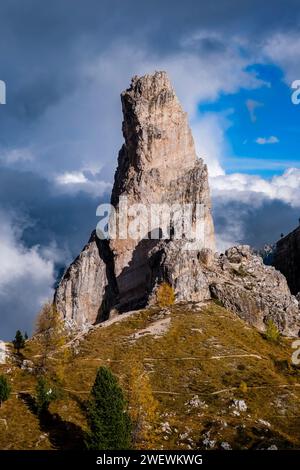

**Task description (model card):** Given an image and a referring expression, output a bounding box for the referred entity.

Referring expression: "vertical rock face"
[110,72,215,309]
[274,226,300,296]
[54,71,215,325]
[112,72,197,202]
[54,233,110,326]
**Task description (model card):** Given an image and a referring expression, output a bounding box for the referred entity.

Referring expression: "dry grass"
[1,301,300,449]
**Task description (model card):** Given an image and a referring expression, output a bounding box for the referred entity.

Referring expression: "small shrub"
[273,359,294,375]
[239,381,248,394]
[156,282,175,308]
[212,298,224,308]
[265,319,280,343]
[0,375,11,407]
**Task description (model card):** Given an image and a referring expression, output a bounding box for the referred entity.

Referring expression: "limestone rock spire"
[55,71,216,325]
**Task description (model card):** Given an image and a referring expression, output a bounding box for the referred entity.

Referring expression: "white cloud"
[262,32,300,83]
[192,113,229,177]
[255,136,279,145]
[56,171,88,185]
[88,42,263,116]
[0,210,55,339]
[211,168,300,251]
[211,167,300,208]
[49,39,300,251]
[55,170,112,197]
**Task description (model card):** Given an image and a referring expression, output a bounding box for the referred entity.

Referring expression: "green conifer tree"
[85,366,132,450]
[13,330,25,354]
[0,375,11,408]
[35,376,58,416]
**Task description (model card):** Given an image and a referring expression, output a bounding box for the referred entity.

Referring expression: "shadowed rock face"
[54,232,118,326]
[274,226,300,296]
[54,72,300,336]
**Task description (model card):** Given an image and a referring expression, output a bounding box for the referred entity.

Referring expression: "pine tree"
[0,375,11,408]
[13,330,25,354]
[85,366,132,450]
[35,376,58,416]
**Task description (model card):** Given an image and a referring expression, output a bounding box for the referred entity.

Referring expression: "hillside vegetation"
[0,301,300,450]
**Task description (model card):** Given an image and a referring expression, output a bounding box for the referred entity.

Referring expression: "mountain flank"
[0,301,300,449]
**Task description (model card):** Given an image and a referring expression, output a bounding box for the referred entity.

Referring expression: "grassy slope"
[0,301,300,450]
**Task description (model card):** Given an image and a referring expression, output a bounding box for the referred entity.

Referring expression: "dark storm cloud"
[0,165,109,340]
[0,166,109,259]
[213,195,300,250]
[0,0,299,163]
[1,0,299,125]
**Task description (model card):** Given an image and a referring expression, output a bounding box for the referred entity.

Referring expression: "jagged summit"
[126,71,174,99]
[112,71,203,204]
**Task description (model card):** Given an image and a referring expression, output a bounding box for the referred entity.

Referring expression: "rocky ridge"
[208,246,299,337]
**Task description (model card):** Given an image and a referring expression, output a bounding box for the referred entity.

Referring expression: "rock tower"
[55,71,215,325]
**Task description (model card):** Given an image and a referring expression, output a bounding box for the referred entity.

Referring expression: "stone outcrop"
[54,71,300,337]
[0,341,6,365]
[146,242,299,336]
[274,226,300,296]
[206,246,299,337]
[147,240,212,304]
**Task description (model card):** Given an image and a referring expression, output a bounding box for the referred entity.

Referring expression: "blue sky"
[198,63,300,177]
